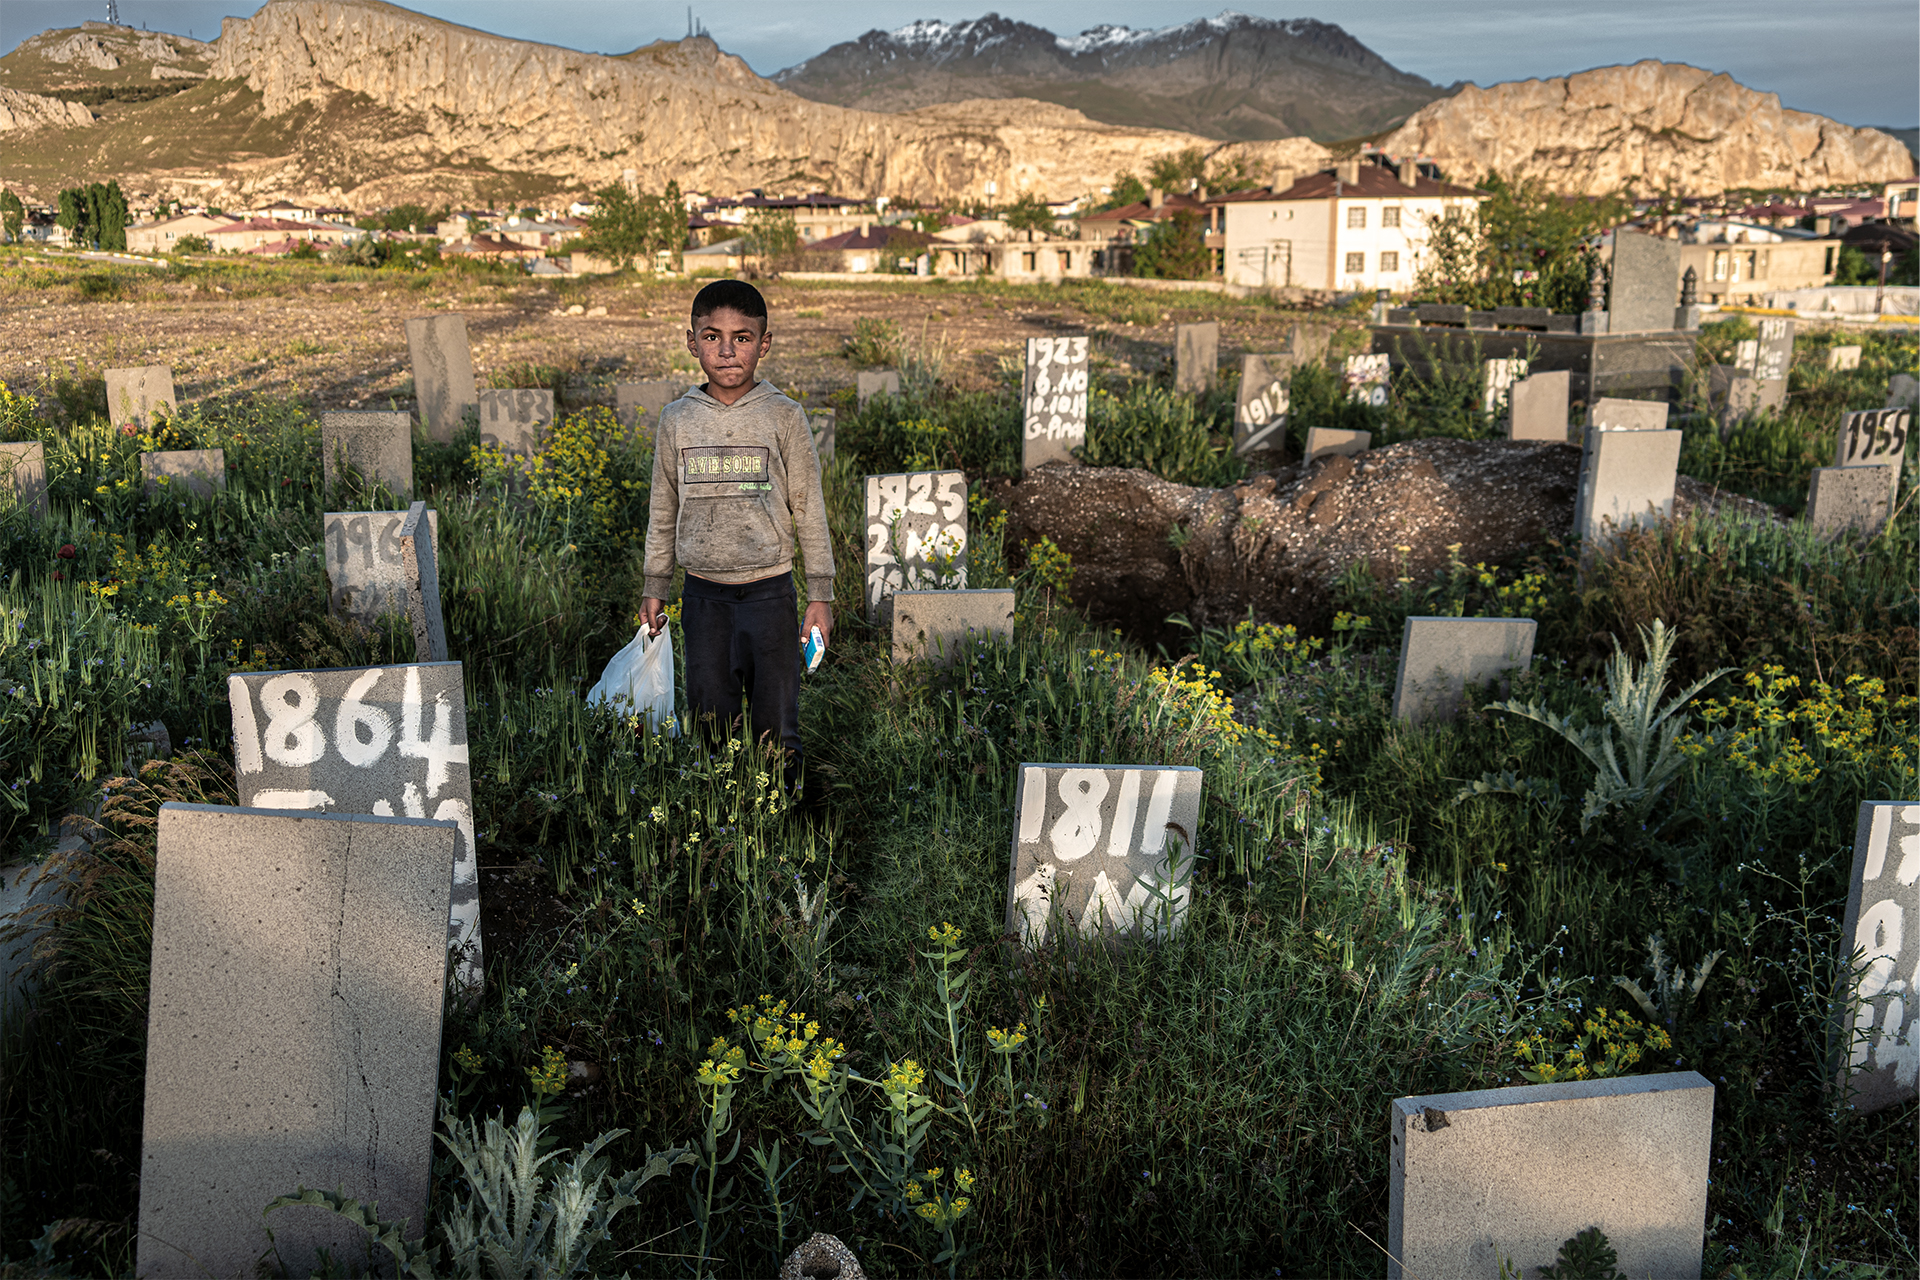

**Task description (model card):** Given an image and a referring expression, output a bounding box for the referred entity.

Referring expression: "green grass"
[0,323,1914,1277]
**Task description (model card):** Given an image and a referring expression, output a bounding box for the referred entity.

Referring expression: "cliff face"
[0,87,94,133]
[1380,61,1912,195]
[203,0,1323,203]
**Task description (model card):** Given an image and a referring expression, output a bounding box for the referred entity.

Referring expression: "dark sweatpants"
[681,571,803,788]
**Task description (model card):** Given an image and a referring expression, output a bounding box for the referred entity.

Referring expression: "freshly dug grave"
[1005,437,1777,646]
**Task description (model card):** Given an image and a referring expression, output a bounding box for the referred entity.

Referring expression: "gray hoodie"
[643,380,835,602]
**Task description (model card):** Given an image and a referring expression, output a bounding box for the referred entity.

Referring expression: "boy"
[640,280,833,790]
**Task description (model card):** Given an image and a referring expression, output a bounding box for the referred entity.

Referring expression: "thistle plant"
[263,1105,692,1280]
[1464,619,1730,833]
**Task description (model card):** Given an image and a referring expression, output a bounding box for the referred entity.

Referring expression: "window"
[1344,252,1366,274]
[1712,250,1728,281]
[1382,206,1401,228]
[1022,252,1036,272]
[1347,206,1367,229]
[1057,250,1071,271]
[1379,251,1399,272]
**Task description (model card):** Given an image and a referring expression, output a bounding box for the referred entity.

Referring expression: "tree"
[1002,193,1057,235]
[569,180,684,271]
[741,207,799,273]
[1133,209,1210,280]
[1413,172,1629,311]
[1095,172,1150,213]
[174,233,211,254]
[1147,147,1208,193]
[0,190,23,244]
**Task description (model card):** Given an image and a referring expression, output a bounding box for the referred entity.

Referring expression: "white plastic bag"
[587,626,677,735]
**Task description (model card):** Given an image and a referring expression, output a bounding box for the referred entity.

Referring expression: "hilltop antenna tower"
[106,1,122,25]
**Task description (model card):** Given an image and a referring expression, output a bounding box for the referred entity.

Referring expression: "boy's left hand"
[802,602,832,653]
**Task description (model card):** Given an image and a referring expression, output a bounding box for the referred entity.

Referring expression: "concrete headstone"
[1387,1072,1714,1280]
[399,500,449,663]
[809,408,836,462]
[1507,370,1570,442]
[141,448,225,499]
[1283,322,1329,365]
[891,588,1015,666]
[1827,345,1861,371]
[476,388,555,454]
[1392,617,1537,724]
[1889,373,1918,409]
[104,365,176,432]
[1022,335,1089,470]
[1711,365,1761,426]
[1749,316,1795,383]
[1006,763,1203,945]
[320,410,412,499]
[616,379,684,433]
[0,442,47,515]
[1233,353,1292,455]
[227,662,480,987]
[1837,801,1920,1113]
[856,370,901,408]
[1589,397,1669,432]
[1805,466,1893,538]
[1482,358,1529,417]
[1343,352,1389,407]
[1608,229,1684,332]
[323,509,440,623]
[404,314,477,443]
[136,804,455,1280]
[1572,427,1682,541]
[1302,427,1370,463]
[863,470,968,621]
[1174,321,1219,394]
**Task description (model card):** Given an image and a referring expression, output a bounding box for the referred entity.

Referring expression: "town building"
[125,212,240,253]
[1218,159,1485,292]
[802,224,935,273]
[693,192,872,245]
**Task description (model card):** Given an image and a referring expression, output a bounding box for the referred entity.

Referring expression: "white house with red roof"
[1218,158,1485,291]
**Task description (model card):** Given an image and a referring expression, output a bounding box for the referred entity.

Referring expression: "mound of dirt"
[1004,437,1776,645]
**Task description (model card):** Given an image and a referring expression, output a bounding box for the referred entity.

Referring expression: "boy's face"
[687,306,771,399]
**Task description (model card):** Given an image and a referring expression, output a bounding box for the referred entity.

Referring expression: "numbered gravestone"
[1508,370,1570,442]
[324,509,439,624]
[476,388,554,454]
[1303,427,1370,463]
[1175,322,1219,394]
[1835,408,1907,504]
[1827,345,1861,371]
[105,365,176,432]
[321,410,412,498]
[863,471,967,621]
[809,408,836,462]
[1006,763,1203,945]
[616,379,684,433]
[1743,317,1795,384]
[856,370,901,408]
[0,442,47,515]
[141,448,225,499]
[404,314,477,443]
[1837,801,1920,1113]
[1022,334,1089,470]
[399,501,448,663]
[1343,353,1389,407]
[1233,354,1291,455]
[228,661,481,988]
[137,804,454,1280]
[1482,358,1529,417]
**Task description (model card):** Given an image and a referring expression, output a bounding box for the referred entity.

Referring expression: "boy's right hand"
[640,597,666,637]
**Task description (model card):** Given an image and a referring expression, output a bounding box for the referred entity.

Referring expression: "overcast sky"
[3,1,1915,128]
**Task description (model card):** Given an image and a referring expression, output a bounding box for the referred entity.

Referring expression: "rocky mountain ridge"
[1379,61,1911,196]
[774,11,1443,141]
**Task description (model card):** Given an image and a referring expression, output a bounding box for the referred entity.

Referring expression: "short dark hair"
[691,279,768,326]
